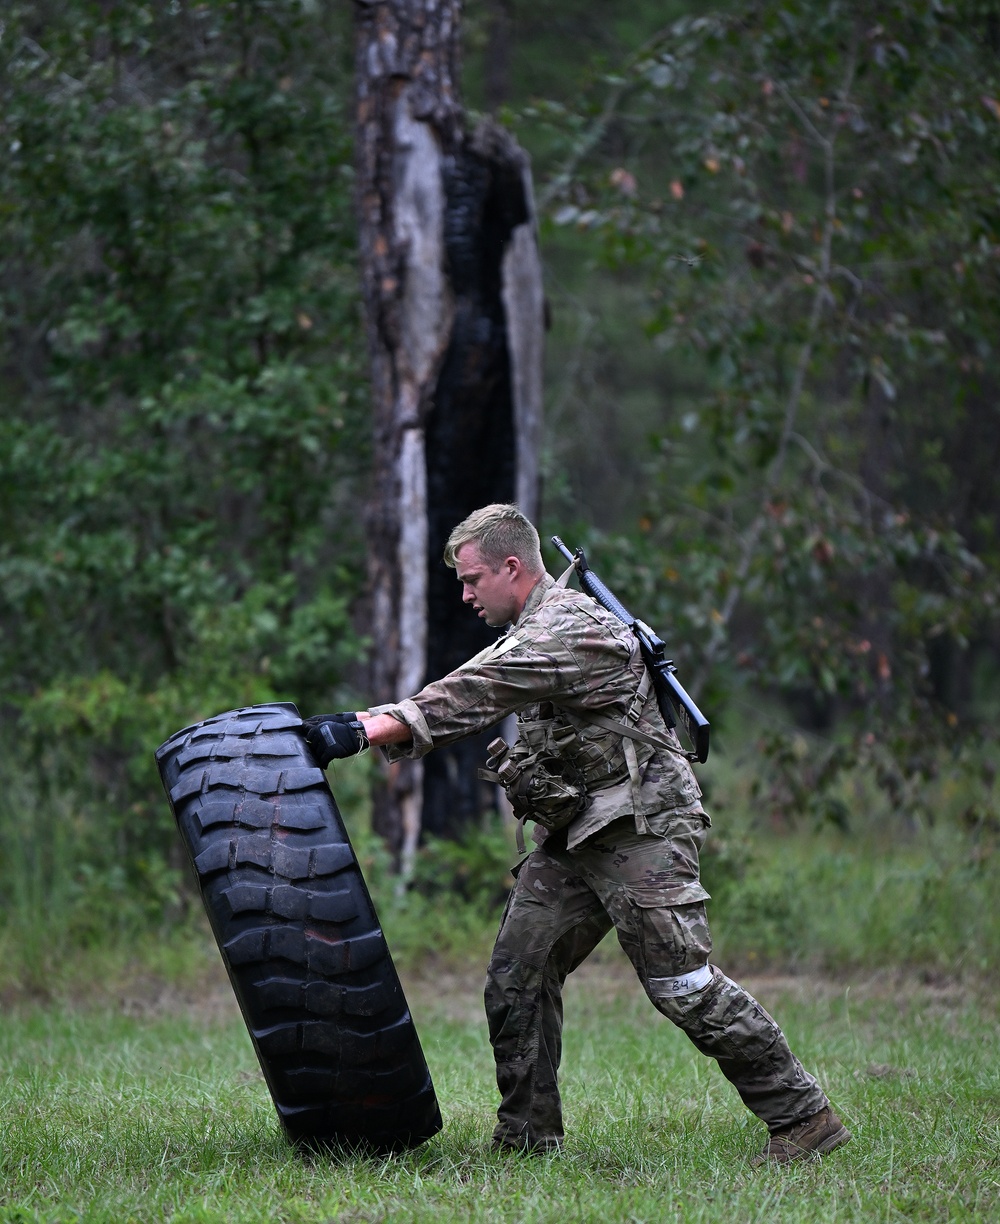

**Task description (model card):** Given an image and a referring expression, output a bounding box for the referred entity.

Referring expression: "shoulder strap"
[578,709,678,753]
[576,666,684,756]
[555,560,577,588]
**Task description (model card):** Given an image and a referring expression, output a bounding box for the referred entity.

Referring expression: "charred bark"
[353,0,543,860]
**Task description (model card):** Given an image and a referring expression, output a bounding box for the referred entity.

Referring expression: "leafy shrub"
[411,821,519,912]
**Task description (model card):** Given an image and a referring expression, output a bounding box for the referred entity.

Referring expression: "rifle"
[551,536,710,763]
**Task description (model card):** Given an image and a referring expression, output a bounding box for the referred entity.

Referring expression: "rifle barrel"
[551,536,636,626]
[579,570,635,628]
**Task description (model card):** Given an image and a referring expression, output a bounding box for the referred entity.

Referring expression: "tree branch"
[536,28,674,212]
[689,47,858,698]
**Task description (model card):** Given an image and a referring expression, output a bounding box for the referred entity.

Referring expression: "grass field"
[2,940,998,1223]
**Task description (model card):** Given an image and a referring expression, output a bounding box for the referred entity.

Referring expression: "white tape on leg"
[648,963,714,997]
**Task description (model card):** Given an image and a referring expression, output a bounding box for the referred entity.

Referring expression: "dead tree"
[353,0,543,866]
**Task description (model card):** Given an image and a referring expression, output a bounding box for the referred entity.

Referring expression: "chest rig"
[479,666,680,850]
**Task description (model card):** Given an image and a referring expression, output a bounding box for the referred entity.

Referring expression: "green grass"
[702,828,1000,977]
[2,951,998,1222]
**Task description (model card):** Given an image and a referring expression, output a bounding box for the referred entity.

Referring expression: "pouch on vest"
[478,731,587,834]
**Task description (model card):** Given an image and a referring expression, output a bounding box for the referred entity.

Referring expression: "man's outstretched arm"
[356,711,412,747]
[302,709,411,768]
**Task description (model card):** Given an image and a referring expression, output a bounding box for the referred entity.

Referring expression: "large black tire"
[154,702,442,1152]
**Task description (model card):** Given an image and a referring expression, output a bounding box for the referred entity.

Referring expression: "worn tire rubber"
[155,701,442,1152]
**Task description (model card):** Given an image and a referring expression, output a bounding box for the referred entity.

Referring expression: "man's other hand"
[302,713,368,769]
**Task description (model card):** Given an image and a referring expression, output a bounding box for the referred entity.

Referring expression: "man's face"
[454,541,520,628]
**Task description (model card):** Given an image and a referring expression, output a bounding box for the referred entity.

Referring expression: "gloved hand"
[302,712,369,769]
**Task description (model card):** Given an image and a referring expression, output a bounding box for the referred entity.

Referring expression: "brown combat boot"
[752,1106,852,1167]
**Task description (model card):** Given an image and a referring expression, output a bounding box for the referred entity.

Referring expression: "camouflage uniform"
[372,573,829,1151]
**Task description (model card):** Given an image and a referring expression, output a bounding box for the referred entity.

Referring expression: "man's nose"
[462,585,475,603]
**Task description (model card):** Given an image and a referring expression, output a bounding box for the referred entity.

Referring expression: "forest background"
[2,0,1000,991]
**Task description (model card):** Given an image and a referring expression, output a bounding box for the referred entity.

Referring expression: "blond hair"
[443,504,544,574]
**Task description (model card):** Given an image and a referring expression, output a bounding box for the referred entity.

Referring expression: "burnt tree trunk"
[353,0,543,866]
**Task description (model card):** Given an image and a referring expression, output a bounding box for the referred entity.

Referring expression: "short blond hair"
[443,503,544,574]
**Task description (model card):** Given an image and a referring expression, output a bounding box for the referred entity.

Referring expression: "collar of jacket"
[513,572,556,629]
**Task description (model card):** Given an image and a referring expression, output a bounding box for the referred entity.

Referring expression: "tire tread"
[156,702,441,1151]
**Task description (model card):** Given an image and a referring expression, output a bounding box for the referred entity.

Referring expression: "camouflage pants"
[484,815,828,1150]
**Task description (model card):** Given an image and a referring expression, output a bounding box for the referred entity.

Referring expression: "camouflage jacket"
[370,573,706,855]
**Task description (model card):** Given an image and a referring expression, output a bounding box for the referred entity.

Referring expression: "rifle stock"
[551,536,710,763]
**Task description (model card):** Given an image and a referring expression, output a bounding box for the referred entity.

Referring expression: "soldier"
[304,503,850,1165]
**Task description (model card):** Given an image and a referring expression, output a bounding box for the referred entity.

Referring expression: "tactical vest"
[477,563,690,849]
[479,664,682,848]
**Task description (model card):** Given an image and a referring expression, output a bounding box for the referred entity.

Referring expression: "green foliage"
[3,0,999,938]
[711,831,1000,976]
[533,0,1000,824]
[0,1,366,924]
[412,820,519,911]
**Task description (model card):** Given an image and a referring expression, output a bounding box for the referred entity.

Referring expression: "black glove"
[302,712,368,769]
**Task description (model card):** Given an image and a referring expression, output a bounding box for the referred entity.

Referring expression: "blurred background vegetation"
[1,0,998,990]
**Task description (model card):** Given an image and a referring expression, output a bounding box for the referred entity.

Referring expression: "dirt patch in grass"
[398,952,989,1027]
[3,930,989,1026]
[116,966,242,1024]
